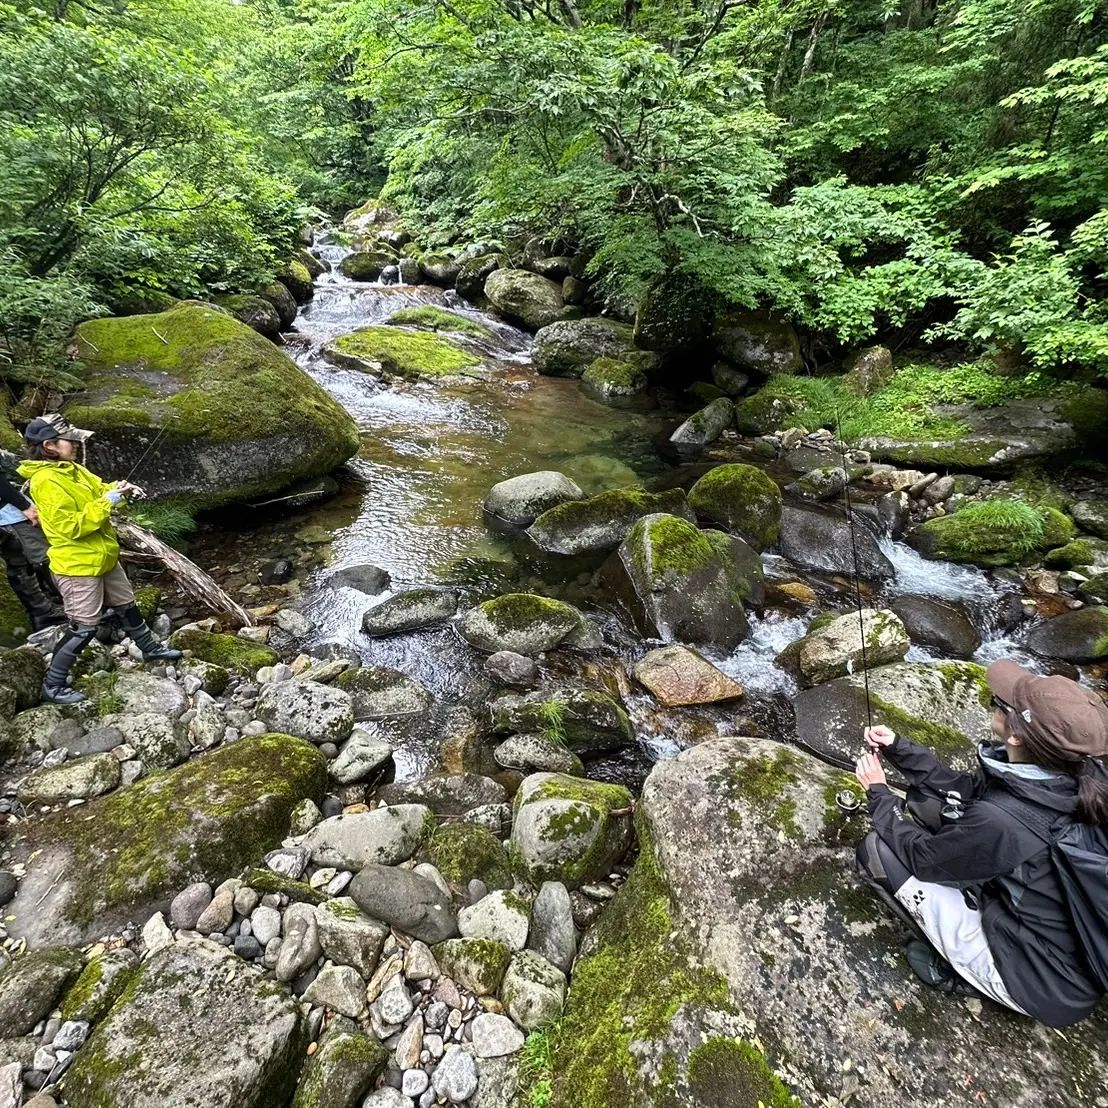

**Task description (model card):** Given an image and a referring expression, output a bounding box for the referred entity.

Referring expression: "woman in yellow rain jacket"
[19,414,180,704]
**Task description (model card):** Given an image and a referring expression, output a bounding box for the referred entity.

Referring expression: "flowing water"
[190,243,1063,784]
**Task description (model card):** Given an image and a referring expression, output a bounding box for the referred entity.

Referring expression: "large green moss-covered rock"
[909,499,1052,567]
[324,325,480,381]
[602,515,752,651]
[4,734,326,947]
[713,310,801,377]
[420,822,513,897]
[553,735,1108,1107]
[458,593,601,655]
[67,304,359,508]
[581,357,650,404]
[687,464,782,551]
[63,936,307,1108]
[339,250,397,281]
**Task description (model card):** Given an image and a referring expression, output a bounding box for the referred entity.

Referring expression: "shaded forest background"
[2,0,1106,383]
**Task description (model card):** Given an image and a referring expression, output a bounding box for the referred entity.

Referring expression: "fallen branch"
[115,519,255,628]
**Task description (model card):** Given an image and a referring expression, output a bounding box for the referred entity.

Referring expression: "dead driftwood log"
[115,519,255,628]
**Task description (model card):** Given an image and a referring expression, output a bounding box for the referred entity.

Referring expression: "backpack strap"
[981,789,1065,845]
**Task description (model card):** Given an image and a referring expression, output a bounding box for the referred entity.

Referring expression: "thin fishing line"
[830,400,874,729]
[795,357,875,731]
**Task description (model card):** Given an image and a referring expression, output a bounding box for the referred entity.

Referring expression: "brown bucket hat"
[987,660,1108,760]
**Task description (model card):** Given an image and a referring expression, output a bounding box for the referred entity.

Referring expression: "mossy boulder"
[490,687,633,758]
[792,608,909,688]
[793,660,991,772]
[0,947,83,1037]
[62,936,307,1108]
[291,1017,387,1108]
[527,487,695,556]
[602,515,752,651]
[169,627,278,675]
[581,357,650,403]
[532,318,642,377]
[324,325,481,381]
[510,772,633,889]
[213,293,281,339]
[909,499,1053,567]
[432,938,512,995]
[333,665,434,720]
[4,734,326,946]
[18,752,122,804]
[1045,537,1108,573]
[255,680,355,745]
[59,948,139,1024]
[0,646,47,711]
[484,269,565,331]
[1072,498,1108,540]
[67,304,359,508]
[387,305,493,338]
[713,309,801,377]
[456,253,501,301]
[458,593,601,655]
[687,463,782,551]
[280,259,315,302]
[733,390,802,436]
[259,281,298,328]
[339,250,397,281]
[420,822,513,897]
[1024,606,1108,663]
[360,587,460,636]
[557,734,1108,1107]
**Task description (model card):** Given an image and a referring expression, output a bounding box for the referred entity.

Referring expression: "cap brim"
[57,428,93,443]
[986,660,1034,705]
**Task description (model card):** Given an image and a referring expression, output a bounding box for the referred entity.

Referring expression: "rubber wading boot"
[118,603,181,662]
[42,623,99,705]
[904,940,986,999]
[6,570,66,631]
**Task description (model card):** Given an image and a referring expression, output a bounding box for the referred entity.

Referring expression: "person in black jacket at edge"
[854,659,1108,1027]
[0,458,65,631]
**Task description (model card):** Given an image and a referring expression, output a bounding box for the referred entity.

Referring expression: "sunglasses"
[991,695,1014,714]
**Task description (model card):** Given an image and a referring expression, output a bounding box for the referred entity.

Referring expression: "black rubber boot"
[42,623,99,705]
[117,603,181,662]
[904,940,986,999]
[6,570,66,631]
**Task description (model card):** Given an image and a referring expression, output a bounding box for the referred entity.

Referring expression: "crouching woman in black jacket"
[854,660,1108,1027]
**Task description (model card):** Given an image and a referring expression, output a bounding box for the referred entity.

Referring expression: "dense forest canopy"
[1,0,1106,380]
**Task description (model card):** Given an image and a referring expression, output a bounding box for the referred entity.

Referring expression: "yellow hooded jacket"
[18,460,121,577]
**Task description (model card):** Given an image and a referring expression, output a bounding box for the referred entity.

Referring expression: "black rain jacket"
[867,736,1103,1027]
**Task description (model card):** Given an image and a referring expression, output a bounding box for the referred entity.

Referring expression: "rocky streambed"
[0,214,1106,1108]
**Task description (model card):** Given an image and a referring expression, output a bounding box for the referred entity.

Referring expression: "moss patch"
[387,306,492,338]
[16,734,325,932]
[687,464,782,551]
[717,748,803,840]
[67,304,358,507]
[169,628,278,675]
[631,515,715,579]
[421,823,512,893]
[685,1037,796,1108]
[911,499,1049,566]
[326,325,481,380]
[581,357,648,398]
[549,820,793,1107]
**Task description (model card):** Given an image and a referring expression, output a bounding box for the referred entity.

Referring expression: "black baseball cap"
[24,414,94,445]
